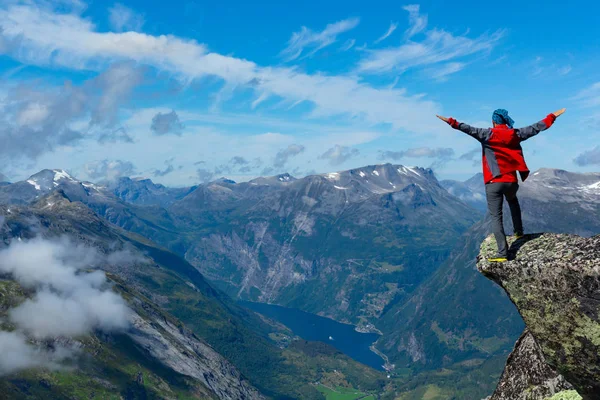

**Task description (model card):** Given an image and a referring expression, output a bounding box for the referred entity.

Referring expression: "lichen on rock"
[545,390,583,400]
[478,233,600,400]
[489,329,572,400]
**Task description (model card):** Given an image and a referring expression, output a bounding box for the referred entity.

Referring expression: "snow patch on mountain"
[27,180,41,191]
[582,181,600,192]
[53,170,75,182]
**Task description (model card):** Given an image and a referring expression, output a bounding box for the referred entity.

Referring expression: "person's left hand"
[436,115,449,122]
[552,108,566,118]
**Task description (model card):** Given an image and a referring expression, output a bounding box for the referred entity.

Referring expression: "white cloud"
[340,38,356,51]
[402,4,428,38]
[356,5,502,76]
[319,145,360,165]
[84,159,137,181]
[0,4,440,133]
[531,57,573,78]
[558,65,572,75]
[108,3,144,32]
[274,144,305,168]
[374,22,398,44]
[0,331,74,376]
[0,62,142,162]
[281,18,360,61]
[380,147,454,159]
[573,82,600,108]
[11,288,129,338]
[153,158,176,177]
[151,110,184,136]
[357,28,503,75]
[573,145,600,166]
[0,237,132,375]
[90,62,144,128]
[425,62,466,81]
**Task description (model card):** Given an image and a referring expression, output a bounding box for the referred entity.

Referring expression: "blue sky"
[0,0,599,185]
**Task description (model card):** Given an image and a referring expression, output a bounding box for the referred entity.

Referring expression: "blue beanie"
[492,109,514,128]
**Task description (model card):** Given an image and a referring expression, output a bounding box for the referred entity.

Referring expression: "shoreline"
[369,343,394,371]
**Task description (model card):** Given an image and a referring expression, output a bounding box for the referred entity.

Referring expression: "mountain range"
[0,165,599,399]
[0,187,385,399]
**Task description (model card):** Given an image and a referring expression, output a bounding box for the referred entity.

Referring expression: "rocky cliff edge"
[478,233,600,400]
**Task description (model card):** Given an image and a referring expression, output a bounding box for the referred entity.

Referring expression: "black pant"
[485,182,523,257]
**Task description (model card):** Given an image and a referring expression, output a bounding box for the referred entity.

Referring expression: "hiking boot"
[488,257,508,263]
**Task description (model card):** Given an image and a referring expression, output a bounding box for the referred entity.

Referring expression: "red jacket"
[448,114,557,184]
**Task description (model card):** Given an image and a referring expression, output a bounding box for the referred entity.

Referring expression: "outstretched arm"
[515,108,566,141]
[436,115,491,142]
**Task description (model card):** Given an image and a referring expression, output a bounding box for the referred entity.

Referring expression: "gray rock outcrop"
[478,233,600,400]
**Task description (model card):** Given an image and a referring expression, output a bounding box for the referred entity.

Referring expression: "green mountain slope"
[0,191,390,399]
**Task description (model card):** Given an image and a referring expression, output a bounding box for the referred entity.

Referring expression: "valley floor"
[315,384,376,400]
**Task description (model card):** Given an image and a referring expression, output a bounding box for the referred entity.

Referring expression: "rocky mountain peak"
[31,189,72,210]
[247,172,296,186]
[315,163,439,196]
[275,172,295,182]
[526,169,600,195]
[478,233,600,400]
[463,172,484,187]
[26,169,77,192]
[109,176,196,207]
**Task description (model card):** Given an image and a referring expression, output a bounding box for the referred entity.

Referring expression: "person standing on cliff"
[436,108,566,262]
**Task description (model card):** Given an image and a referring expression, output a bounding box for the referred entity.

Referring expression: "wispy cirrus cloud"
[280,18,360,61]
[0,4,440,133]
[424,62,466,81]
[573,82,600,108]
[358,29,503,75]
[402,4,428,38]
[374,22,398,44]
[340,38,356,51]
[357,5,503,76]
[531,56,572,78]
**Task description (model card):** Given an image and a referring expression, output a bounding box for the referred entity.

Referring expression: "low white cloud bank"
[0,331,75,376]
[0,237,132,376]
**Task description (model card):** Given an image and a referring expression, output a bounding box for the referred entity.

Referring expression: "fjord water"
[240,301,385,371]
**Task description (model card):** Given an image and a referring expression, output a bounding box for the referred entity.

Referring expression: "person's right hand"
[552,108,566,117]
